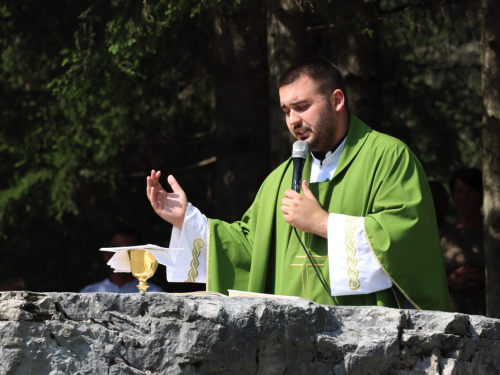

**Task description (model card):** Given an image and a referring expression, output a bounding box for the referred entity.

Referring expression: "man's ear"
[330,89,345,113]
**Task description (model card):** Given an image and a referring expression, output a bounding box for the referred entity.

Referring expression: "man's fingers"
[147,170,160,197]
[150,186,167,213]
[284,189,301,198]
[149,186,158,210]
[167,175,185,194]
[149,170,161,185]
[302,180,315,199]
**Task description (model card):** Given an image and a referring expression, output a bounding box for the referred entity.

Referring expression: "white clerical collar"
[311,137,347,167]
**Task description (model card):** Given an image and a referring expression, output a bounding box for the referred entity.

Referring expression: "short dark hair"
[109,226,143,245]
[449,168,483,194]
[277,57,349,111]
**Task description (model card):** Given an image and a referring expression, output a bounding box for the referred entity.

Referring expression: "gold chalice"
[127,250,158,293]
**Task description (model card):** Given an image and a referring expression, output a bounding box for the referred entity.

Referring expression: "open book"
[170,291,226,297]
[228,289,306,301]
[170,289,306,301]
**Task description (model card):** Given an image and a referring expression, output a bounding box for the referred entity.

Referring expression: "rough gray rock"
[0,291,499,375]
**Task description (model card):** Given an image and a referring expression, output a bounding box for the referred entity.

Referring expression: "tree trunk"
[212,2,270,221]
[323,0,382,128]
[481,0,500,318]
[267,0,312,168]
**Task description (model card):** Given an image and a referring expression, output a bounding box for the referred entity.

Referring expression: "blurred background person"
[429,180,450,229]
[80,227,164,293]
[0,278,26,292]
[440,167,484,315]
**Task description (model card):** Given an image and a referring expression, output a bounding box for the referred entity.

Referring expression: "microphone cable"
[293,227,338,307]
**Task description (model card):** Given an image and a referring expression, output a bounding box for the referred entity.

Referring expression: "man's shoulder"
[366,129,411,153]
[356,129,417,166]
[349,115,413,158]
[345,119,424,177]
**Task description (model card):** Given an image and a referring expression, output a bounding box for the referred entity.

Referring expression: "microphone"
[291,141,309,192]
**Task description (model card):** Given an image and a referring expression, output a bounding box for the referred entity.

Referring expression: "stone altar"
[0,291,499,374]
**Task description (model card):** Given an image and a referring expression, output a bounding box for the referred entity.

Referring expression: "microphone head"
[292,141,309,159]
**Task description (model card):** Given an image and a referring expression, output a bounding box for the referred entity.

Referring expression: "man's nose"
[289,110,301,126]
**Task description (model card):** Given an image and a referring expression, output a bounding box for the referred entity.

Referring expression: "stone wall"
[0,291,499,374]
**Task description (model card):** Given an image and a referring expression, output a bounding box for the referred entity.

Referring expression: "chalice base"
[136,280,150,293]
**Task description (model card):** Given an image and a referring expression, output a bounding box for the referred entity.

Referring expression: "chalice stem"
[137,279,150,293]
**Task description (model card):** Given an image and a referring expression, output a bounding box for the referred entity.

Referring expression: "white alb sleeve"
[167,203,207,283]
[327,213,392,296]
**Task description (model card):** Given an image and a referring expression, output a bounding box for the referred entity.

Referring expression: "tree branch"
[378,0,465,15]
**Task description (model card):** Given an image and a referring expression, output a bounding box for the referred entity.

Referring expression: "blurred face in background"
[452,178,482,215]
[103,234,138,262]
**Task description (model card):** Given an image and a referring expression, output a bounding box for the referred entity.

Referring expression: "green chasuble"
[206,115,451,312]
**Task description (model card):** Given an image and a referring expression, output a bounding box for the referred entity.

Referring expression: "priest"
[146,58,450,311]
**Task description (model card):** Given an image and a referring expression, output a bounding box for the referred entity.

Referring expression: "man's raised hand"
[146,170,188,229]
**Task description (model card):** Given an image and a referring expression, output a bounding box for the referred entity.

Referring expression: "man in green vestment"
[147,58,451,311]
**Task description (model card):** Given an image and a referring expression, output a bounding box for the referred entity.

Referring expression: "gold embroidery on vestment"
[362,226,421,310]
[301,264,305,296]
[345,216,361,290]
[291,264,324,267]
[291,256,326,300]
[185,238,204,282]
[206,221,210,291]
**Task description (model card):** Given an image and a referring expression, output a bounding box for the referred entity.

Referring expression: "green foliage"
[1,0,216,223]
[0,0,217,291]
[378,0,482,180]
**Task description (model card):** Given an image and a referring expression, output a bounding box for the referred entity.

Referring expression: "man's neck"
[312,130,349,161]
[312,112,351,160]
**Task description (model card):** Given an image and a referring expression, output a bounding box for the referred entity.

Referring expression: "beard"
[307,102,338,155]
